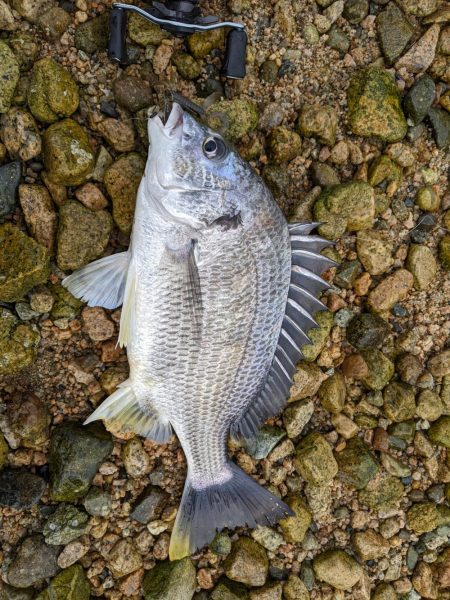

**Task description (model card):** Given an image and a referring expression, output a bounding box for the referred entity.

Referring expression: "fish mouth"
[151,102,184,137]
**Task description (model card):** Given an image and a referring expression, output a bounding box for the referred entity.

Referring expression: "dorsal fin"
[231,223,335,441]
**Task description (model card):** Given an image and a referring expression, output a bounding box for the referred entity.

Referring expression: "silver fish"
[63,103,333,559]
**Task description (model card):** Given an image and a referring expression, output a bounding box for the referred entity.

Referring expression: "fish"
[62,102,334,560]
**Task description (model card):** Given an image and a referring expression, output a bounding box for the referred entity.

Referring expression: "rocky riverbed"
[0,0,449,598]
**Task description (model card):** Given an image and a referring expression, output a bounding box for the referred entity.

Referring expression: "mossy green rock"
[302,310,333,361]
[335,437,378,489]
[210,578,249,600]
[74,13,109,54]
[57,201,112,271]
[268,126,302,164]
[347,313,390,350]
[205,99,259,142]
[223,538,268,587]
[43,119,95,186]
[428,416,450,448]
[361,348,394,390]
[368,155,402,187]
[438,234,450,272]
[318,372,346,413]
[36,565,90,600]
[313,182,375,240]
[49,421,113,501]
[372,583,397,600]
[28,58,79,124]
[406,501,450,534]
[0,308,40,375]
[0,223,50,302]
[359,473,404,510]
[143,558,196,600]
[128,12,169,46]
[0,41,20,114]
[172,51,201,79]
[313,549,363,590]
[50,282,82,320]
[383,381,416,422]
[347,67,407,142]
[187,28,224,58]
[295,432,338,485]
[406,244,437,290]
[104,153,145,234]
[43,504,89,545]
[279,496,311,543]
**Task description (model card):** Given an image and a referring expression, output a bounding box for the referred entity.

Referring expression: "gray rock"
[347,313,390,350]
[0,469,45,508]
[43,504,89,545]
[403,74,435,125]
[6,535,60,588]
[83,487,112,517]
[376,2,414,65]
[0,581,34,600]
[343,0,368,23]
[131,485,170,524]
[0,162,21,218]
[428,107,450,149]
[244,425,286,459]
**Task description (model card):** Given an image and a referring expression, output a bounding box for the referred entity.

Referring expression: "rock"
[209,578,247,599]
[352,530,390,560]
[0,42,19,114]
[249,582,282,600]
[301,310,333,361]
[334,260,360,289]
[18,184,57,252]
[327,26,350,53]
[376,2,414,65]
[428,416,450,447]
[302,23,320,44]
[268,127,302,164]
[347,67,407,142]
[428,349,450,378]
[359,473,404,510]
[294,432,338,485]
[360,349,394,390]
[6,535,60,588]
[205,99,259,142]
[74,13,109,54]
[311,162,340,187]
[367,268,414,315]
[172,51,202,80]
[396,24,440,73]
[11,0,55,23]
[0,223,50,302]
[383,381,416,422]
[37,6,71,40]
[1,108,41,161]
[0,0,15,30]
[243,425,286,459]
[290,361,326,401]
[223,538,268,587]
[279,496,311,543]
[28,58,79,124]
[131,485,170,524]
[43,119,95,186]
[260,59,279,83]
[343,0,368,23]
[104,153,145,234]
[313,182,375,240]
[107,539,142,578]
[56,201,112,271]
[332,413,359,438]
[412,561,438,599]
[403,74,436,125]
[49,421,113,501]
[0,582,34,600]
[83,486,112,517]
[0,433,8,469]
[304,482,331,519]
[36,565,90,600]
[318,372,346,413]
[81,306,114,341]
[74,183,107,211]
[368,155,402,188]
[406,244,437,290]
[283,399,314,438]
[296,104,338,146]
[91,146,113,183]
[187,28,224,58]
[210,533,232,557]
[335,437,378,489]
[97,117,135,152]
[428,107,450,149]
[113,75,153,112]
[43,504,89,545]
[57,539,90,569]
[50,282,82,320]
[439,235,450,270]
[313,549,363,590]
[251,526,284,552]
[122,437,151,478]
[406,501,448,534]
[0,308,40,374]
[128,11,168,46]
[372,583,397,600]
[0,161,21,218]
[347,313,390,350]
[0,468,45,508]
[143,558,196,600]
[283,575,309,600]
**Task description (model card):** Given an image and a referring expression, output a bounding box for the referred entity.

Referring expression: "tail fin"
[169,461,294,560]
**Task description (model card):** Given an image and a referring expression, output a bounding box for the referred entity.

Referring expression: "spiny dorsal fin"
[231,222,334,441]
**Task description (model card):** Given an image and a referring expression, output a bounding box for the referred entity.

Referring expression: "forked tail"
[169,460,294,560]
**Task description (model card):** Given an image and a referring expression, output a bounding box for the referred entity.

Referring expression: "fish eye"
[202,136,227,160]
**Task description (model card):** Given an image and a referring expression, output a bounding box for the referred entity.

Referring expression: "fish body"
[63,103,333,559]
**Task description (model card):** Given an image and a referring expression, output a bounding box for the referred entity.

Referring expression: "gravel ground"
[0,0,449,598]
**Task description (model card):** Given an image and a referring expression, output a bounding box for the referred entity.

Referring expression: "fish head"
[146,103,253,229]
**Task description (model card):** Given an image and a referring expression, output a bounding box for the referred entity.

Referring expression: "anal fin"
[85,379,173,443]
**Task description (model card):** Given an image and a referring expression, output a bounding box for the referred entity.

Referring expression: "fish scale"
[62,103,332,559]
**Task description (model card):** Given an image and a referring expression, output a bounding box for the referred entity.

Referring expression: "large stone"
[131,485,170,524]
[19,184,57,252]
[268,126,302,164]
[187,28,224,58]
[376,2,414,65]
[283,575,310,600]
[428,349,450,377]
[335,437,378,489]
[11,0,55,23]
[403,74,436,125]
[6,535,60,588]
[56,201,112,271]
[352,530,390,560]
[0,468,45,508]
[367,268,414,314]
[0,0,15,30]
[74,13,109,54]
[104,153,145,234]
[360,349,394,390]
[28,58,79,124]
[356,229,394,275]
[35,565,90,600]
[396,24,440,73]
[297,104,338,146]
[223,538,268,587]
[143,558,196,600]
[0,223,49,302]
[428,416,450,448]
[406,244,437,290]
[0,308,40,375]
[0,161,21,218]
[205,99,259,142]
[128,11,169,46]
[406,501,450,534]
[0,41,19,114]
[5,393,50,448]
[359,473,404,510]
[113,75,153,113]
[294,432,338,485]
[49,421,113,501]
[1,108,41,161]
[107,539,143,578]
[347,67,407,142]
[279,496,311,543]
[318,372,346,413]
[283,399,314,438]
[43,504,89,545]
[313,549,363,590]
[383,381,416,422]
[347,313,390,350]
[43,120,95,186]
